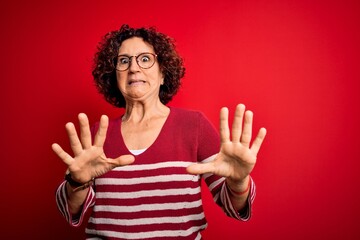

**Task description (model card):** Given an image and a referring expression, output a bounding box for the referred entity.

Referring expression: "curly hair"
[92,24,185,108]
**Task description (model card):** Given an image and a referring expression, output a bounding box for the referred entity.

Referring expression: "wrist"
[65,172,94,192]
[226,176,251,196]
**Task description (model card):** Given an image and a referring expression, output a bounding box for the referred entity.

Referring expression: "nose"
[128,56,141,72]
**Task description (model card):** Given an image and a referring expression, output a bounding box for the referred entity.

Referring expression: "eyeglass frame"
[115,52,158,71]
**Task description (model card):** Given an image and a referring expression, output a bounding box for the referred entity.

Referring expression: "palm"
[187,104,266,183]
[52,113,134,183]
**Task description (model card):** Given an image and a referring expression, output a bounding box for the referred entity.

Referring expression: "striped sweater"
[56,107,256,239]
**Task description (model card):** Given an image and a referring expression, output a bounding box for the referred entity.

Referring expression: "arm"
[65,182,91,215]
[55,180,95,226]
[226,175,251,211]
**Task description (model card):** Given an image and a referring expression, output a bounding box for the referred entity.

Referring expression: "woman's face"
[116,37,164,104]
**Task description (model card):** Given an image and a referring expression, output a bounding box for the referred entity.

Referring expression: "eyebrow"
[117,52,155,57]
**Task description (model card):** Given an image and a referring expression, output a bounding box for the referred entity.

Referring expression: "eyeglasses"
[116,52,157,71]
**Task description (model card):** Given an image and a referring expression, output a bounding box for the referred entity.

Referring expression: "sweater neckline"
[117,106,174,157]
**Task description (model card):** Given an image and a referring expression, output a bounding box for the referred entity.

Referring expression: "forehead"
[118,37,155,55]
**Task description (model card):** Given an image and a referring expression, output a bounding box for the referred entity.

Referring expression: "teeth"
[129,80,144,85]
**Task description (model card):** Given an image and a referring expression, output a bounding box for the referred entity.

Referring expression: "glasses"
[116,52,157,71]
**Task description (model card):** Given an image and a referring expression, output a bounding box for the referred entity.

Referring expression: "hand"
[52,113,135,183]
[187,104,267,186]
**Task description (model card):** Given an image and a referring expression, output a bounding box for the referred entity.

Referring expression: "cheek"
[148,74,162,85]
[116,73,127,88]
[149,67,164,83]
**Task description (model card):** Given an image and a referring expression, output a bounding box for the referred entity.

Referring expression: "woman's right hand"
[52,113,135,184]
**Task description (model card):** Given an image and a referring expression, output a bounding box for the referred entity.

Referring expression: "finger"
[186,162,216,175]
[65,122,83,156]
[220,107,230,143]
[232,104,245,142]
[241,110,253,147]
[51,143,74,166]
[110,154,135,167]
[78,113,92,149]
[250,127,267,155]
[94,115,109,147]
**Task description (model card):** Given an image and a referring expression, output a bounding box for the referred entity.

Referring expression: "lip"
[128,79,146,85]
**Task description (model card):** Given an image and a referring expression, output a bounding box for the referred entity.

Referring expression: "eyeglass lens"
[117,53,156,71]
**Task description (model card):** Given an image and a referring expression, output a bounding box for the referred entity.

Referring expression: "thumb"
[186,162,215,175]
[111,154,135,167]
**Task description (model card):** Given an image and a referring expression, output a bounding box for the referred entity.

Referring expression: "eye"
[118,56,130,64]
[139,54,151,62]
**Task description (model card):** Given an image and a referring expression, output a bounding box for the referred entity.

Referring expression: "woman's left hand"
[187,104,267,188]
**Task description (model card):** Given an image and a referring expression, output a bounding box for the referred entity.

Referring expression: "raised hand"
[187,104,267,186]
[52,113,135,184]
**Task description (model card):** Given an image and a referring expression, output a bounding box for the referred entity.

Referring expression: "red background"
[1,0,359,239]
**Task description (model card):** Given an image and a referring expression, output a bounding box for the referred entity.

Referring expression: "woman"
[53,24,267,239]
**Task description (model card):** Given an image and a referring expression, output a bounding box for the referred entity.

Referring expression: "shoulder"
[169,106,207,120]
[168,106,215,133]
[91,116,121,134]
[108,116,122,126]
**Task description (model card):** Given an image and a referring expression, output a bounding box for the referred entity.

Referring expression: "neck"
[122,98,169,123]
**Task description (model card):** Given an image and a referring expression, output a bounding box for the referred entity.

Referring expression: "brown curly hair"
[92,24,185,108]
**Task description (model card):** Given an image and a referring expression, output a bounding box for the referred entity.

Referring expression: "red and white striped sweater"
[56,107,256,239]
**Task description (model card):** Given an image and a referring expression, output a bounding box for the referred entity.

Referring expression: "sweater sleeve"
[196,112,256,221]
[55,181,96,227]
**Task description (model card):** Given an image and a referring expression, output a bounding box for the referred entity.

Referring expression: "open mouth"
[128,80,146,85]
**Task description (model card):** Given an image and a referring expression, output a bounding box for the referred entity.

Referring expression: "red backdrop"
[1,0,359,239]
